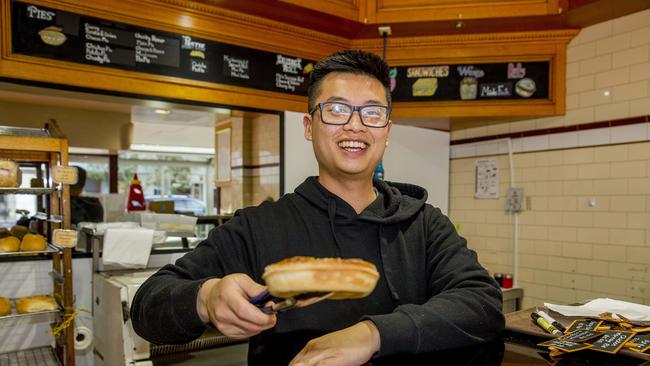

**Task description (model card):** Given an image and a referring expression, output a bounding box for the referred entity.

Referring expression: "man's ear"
[304,114,313,141]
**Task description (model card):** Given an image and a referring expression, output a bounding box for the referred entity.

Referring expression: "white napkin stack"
[102,227,154,269]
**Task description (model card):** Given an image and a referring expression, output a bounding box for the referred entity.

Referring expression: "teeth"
[338,140,367,149]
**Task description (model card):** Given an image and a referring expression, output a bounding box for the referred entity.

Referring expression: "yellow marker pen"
[531,312,563,336]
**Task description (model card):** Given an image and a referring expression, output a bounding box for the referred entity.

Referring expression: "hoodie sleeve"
[130,211,260,345]
[366,206,505,356]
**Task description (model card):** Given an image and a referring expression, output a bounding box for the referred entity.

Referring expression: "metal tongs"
[250,289,334,314]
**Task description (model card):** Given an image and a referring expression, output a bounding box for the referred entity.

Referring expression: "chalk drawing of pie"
[38,26,66,46]
[303,63,314,75]
[190,50,205,59]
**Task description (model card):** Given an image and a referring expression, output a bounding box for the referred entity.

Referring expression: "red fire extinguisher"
[127,173,146,211]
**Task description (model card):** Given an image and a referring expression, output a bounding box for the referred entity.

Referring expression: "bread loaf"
[16,295,57,314]
[262,256,380,299]
[0,236,20,252]
[0,296,11,316]
[10,225,28,240]
[20,233,46,251]
[0,159,21,187]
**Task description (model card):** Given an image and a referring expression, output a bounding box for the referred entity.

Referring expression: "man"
[131,50,504,365]
[70,166,103,225]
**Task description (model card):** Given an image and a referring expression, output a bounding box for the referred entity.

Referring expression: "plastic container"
[503,274,513,289]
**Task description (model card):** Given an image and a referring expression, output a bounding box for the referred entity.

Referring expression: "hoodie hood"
[294,176,427,225]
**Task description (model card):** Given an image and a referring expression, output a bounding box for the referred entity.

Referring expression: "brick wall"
[449,9,650,309]
[451,9,650,141]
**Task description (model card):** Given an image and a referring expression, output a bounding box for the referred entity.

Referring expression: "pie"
[262,256,380,299]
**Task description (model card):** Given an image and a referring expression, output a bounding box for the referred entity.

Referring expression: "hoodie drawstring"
[327,198,344,256]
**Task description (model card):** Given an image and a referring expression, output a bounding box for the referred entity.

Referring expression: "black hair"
[307,50,391,112]
[72,166,86,190]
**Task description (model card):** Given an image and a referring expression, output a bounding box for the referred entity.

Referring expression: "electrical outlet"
[505,188,524,213]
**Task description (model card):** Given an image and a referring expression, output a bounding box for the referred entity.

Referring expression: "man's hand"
[289,320,380,366]
[196,273,276,339]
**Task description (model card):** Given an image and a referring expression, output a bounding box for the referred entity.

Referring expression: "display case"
[0,121,75,366]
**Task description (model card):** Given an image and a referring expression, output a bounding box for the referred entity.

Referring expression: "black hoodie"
[131,177,504,364]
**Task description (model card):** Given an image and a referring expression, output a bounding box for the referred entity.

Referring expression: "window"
[118,151,214,214]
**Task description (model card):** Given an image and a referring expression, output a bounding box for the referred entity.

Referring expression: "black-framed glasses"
[309,102,392,128]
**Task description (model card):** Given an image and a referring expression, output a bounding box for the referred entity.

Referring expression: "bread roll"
[0,297,11,316]
[16,295,57,314]
[20,233,47,251]
[0,159,21,187]
[10,225,28,240]
[0,236,20,252]
[0,228,10,239]
[262,256,380,300]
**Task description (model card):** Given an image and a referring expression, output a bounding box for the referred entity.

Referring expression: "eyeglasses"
[310,102,391,128]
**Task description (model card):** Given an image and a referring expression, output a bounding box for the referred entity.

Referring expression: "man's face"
[304,72,391,181]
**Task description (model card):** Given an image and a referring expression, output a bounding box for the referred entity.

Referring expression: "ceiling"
[1,0,649,133]
[196,0,650,39]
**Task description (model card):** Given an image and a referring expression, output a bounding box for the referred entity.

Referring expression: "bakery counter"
[147,335,649,365]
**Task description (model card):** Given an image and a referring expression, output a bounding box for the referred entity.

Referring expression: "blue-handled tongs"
[250,289,333,314]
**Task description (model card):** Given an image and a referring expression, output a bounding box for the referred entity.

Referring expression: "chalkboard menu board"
[10,1,313,96]
[389,61,549,102]
[11,1,550,103]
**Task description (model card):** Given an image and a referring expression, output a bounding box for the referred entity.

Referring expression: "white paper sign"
[475,158,499,199]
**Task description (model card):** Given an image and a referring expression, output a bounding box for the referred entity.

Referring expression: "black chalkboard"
[566,319,602,333]
[11,1,313,96]
[629,334,650,353]
[389,61,549,102]
[560,330,603,342]
[11,1,552,104]
[590,331,635,354]
[537,339,592,352]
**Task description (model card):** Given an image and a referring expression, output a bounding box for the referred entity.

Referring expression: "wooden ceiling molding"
[7,0,646,121]
[369,0,563,23]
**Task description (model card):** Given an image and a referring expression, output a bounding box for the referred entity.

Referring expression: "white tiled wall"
[450,9,650,142]
[451,123,650,158]
[449,9,650,310]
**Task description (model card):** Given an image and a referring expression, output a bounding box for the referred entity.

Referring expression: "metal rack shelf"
[0,347,62,366]
[1,120,75,366]
[0,308,60,322]
[0,244,60,258]
[0,188,55,195]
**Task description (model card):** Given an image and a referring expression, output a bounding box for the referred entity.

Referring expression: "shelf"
[0,244,60,258]
[0,126,53,138]
[0,188,55,195]
[0,308,60,322]
[0,296,60,324]
[0,346,62,366]
[33,212,62,223]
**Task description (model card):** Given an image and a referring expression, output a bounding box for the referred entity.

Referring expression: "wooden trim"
[231,163,281,170]
[0,135,64,152]
[1,0,578,118]
[47,0,347,59]
[450,115,650,145]
[280,0,361,22]
[372,0,561,23]
[355,29,577,118]
[0,56,309,112]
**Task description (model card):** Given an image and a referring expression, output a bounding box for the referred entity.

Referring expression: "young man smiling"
[131,50,504,366]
